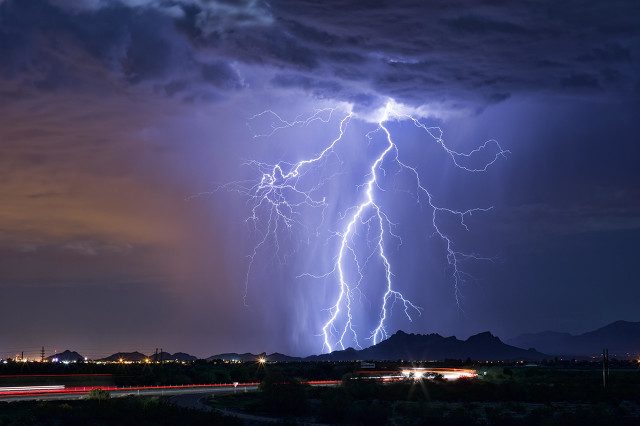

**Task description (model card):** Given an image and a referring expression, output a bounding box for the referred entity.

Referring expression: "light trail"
[0,374,112,378]
[0,383,258,398]
[354,368,477,381]
[225,101,508,353]
[0,385,66,393]
[400,367,478,380]
[0,381,341,399]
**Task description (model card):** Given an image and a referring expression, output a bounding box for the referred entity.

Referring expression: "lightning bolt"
[223,101,508,353]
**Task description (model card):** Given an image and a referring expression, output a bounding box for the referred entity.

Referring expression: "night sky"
[1,0,639,359]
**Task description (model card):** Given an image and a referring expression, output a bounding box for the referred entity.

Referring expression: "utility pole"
[602,348,605,388]
[602,348,610,389]
[606,349,610,385]
[155,348,158,363]
[160,348,163,364]
[41,346,45,363]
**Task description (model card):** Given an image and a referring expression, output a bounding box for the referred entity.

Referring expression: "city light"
[401,368,477,381]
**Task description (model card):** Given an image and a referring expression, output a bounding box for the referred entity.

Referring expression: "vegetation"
[1,357,637,387]
[208,364,640,425]
[0,396,241,426]
[1,359,639,424]
[0,358,357,387]
[87,388,111,401]
[258,376,310,416]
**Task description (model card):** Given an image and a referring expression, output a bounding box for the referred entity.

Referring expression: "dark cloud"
[440,14,529,35]
[1,0,639,356]
[199,61,243,89]
[560,72,601,89]
[265,0,640,108]
[271,74,342,96]
[1,0,638,109]
[0,0,244,99]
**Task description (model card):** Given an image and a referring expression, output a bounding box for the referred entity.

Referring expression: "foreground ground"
[0,395,241,426]
[0,361,638,424]
[206,368,640,425]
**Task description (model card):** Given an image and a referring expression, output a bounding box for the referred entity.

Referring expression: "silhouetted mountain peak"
[466,331,502,344]
[266,352,302,362]
[99,351,148,362]
[507,320,640,357]
[152,352,197,362]
[594,320,639,333]
[46,350,83,362]
[307,329,547,361]
[385,330,446,344]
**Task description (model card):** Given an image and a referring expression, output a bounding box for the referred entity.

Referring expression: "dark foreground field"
[0,395,241,426]
[1,361,639,425]
[207,366,640,425]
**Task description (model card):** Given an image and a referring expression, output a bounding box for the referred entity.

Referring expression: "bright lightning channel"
[224,101,509,354]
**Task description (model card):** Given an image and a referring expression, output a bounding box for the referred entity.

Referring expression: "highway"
[0,383,259,402]
[0,381,339,403]
[0,380,338,424]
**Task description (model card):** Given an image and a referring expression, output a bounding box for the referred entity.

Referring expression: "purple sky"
[1,0,639,359]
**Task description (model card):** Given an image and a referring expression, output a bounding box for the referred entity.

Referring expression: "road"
[0,381,338,403]
[0,381,339,424]
[0,384,259,402]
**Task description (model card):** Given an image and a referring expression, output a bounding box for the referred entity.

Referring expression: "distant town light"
[401,368,477,381]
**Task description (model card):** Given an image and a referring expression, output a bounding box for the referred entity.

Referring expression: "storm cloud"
[1,0,638,110]
[1,0,639,357]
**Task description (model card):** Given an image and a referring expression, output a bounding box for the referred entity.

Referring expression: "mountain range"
[209,331,548,362]
[98,351,197,362]
[49,320,640,362]
[305,331,548,361]
[98,351,149,362]
[206,352,300,362]
[507,320,640,358]
[206,320,640,361]
[149,352,198,362]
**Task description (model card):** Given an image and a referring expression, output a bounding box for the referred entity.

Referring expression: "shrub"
[88,388,110,401]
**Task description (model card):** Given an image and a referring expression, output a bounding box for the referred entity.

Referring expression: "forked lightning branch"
[223,101,508,353]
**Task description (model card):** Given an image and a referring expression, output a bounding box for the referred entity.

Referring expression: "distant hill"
[206,352,302,362]
[149,351,197,362]
[267,352,302,362]
[99,351,148,362]
[207,331,548,362]
[507,320,640,358]
[170,352,197,362]
[46,350,83,362]
[206,352,257,362]
[305,330,548,361]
